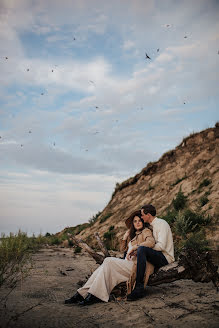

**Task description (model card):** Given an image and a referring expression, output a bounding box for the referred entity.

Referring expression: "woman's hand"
[122,230,130,241]
[126,245,138,260]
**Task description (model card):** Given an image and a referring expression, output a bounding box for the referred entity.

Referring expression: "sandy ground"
[0,246,218,328]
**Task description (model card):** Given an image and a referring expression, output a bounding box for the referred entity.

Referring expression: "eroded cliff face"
[77,124,219,250]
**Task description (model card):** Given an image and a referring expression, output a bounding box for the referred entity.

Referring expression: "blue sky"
[0,0,218,236]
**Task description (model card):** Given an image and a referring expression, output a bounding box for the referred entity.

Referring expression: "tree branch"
[67,233,104,265]
[94,232,111,258]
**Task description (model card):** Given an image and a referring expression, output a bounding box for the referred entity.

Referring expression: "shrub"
[148,183,154,191]
[89,211,102,226]
[174,212,197,238]
[103,226,116,250]
[0,231,41,288]
[172,190,187,211]
[48,235,62,245]
[74,246,82,254]
[100,213,112,223]
[161,210,177,225]
[109,225,114,231]
[199,178,211,189]
[68,239,74,247]
[182,231,209,252]
[183,209,211,227]
[75,223,90,234]
[200,196,209,207]
[171,175,187,186]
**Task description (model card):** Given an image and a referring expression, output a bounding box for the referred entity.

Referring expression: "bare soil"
[0,247,218,328]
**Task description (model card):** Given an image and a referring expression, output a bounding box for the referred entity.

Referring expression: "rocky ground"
[0,247,218,328]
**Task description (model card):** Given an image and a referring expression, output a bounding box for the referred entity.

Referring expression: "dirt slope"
[75,124,219,251]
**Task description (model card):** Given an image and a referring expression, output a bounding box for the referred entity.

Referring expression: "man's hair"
[141,204,156,217]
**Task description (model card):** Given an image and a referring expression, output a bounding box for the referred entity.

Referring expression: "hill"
[61,124,219,252]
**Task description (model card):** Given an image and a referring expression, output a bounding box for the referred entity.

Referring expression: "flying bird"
[145,53,151,60]
[5,57,8,59]
[89,80,95,84]
[51,70,54,72]
[27,68,30,71]
[162,24,172,28]
[95,106,99,109]
[53,142,56,146]
[41,93,44,95]
[157,48,159,52]
[21,144,23,147]
[184,36,188,39]
[73,37,76,41]
[28,130,32,133]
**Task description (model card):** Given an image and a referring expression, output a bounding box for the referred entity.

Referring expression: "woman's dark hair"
[129,210,148,240]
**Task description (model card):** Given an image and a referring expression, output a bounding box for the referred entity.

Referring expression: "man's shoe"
[127,284,145,301]
[64,292,84,304]
[78,293,101,306]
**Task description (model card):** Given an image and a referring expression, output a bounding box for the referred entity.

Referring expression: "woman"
[64,210,155,305]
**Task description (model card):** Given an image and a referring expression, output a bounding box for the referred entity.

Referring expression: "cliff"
[68,124,219,251]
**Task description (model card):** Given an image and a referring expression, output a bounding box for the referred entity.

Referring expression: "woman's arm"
[127,229,155,256]
[137,229,155,249]
[120,230,130,252]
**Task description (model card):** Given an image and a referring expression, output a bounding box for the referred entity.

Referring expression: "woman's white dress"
[77,243,134,302]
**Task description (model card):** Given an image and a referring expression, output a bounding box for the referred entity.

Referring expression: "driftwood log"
[94,232,111,258]
[68,233,104,264]
[148,249,218,288]
[68,233,219,289]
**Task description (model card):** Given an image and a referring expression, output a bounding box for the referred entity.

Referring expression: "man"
[127,204,175,301]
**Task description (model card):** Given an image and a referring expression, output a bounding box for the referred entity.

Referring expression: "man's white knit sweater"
[150,217,175,263]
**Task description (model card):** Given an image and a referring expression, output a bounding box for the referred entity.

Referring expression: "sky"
[0,0,218,236]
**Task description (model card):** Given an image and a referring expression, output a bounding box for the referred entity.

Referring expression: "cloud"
[123,40,135,51]
[0,0,219,235]
[0,168,121,234]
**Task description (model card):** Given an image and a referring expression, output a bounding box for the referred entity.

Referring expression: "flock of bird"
[1,26,218,152]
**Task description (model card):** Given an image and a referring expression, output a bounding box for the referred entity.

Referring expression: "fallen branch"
[67,233,104,264]
[94,232,111,258]
[148,249,219,288]
[68,234,219,289]
[138,305,155,321]
[112,295,129,312]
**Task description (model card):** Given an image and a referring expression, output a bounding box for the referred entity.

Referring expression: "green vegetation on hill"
[161,190,211,258]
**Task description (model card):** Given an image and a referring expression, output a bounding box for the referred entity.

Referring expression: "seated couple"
[65,204,175,305]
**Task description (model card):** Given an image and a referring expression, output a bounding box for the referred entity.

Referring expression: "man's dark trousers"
[136,246,168,285]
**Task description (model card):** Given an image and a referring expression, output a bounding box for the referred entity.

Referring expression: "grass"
[0,231,45,288]
[103,226,117,250]
[171,175,187,187]
[88,211,102,226]
[100,213,112,223]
